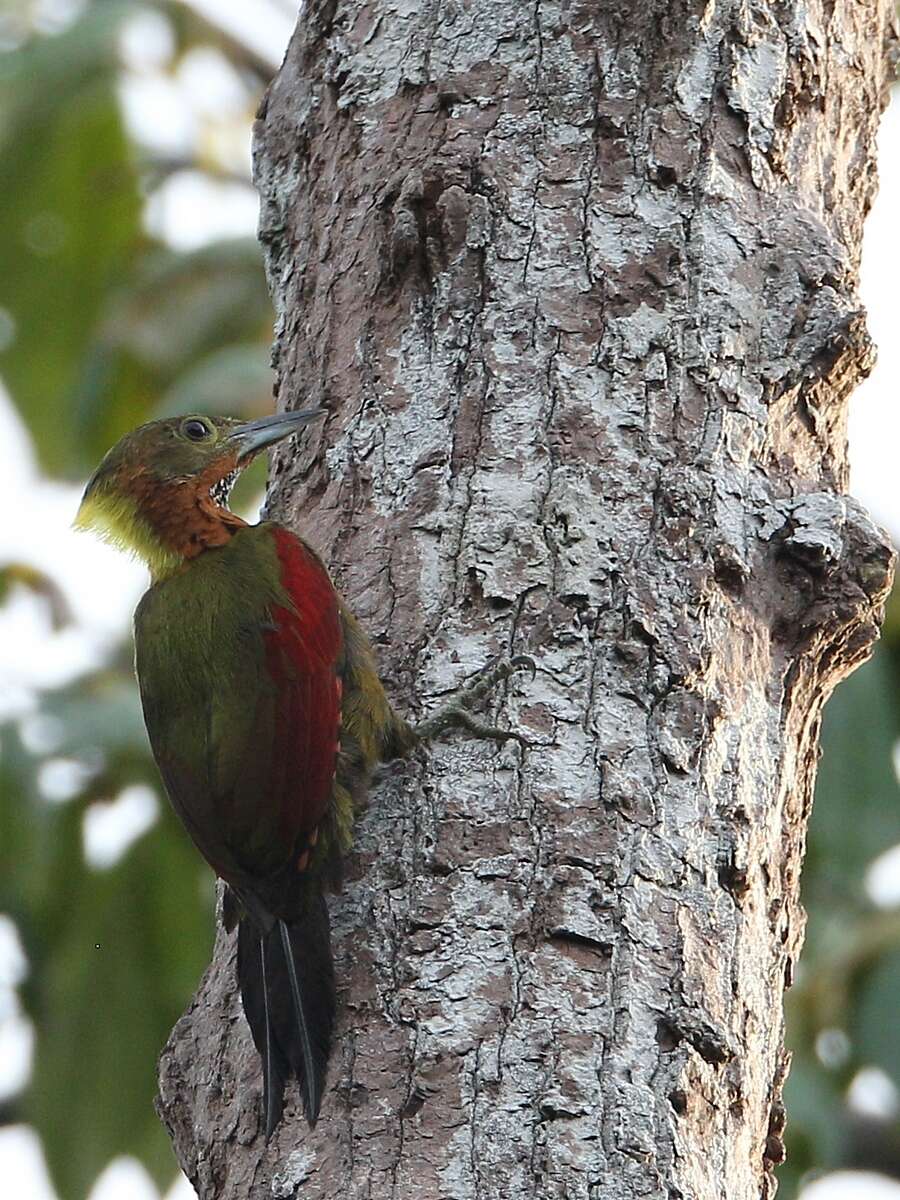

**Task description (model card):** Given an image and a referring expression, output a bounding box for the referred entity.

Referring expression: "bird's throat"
[76,467,247,581]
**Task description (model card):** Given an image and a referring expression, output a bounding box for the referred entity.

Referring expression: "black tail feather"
[237,895,335,1138]
[258,935,284,1139]
[278,919,322,1122]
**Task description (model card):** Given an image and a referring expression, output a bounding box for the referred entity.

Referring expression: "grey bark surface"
[156,3,897,1198]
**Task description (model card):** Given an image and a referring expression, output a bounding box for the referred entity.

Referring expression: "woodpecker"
[76,409,525,1138]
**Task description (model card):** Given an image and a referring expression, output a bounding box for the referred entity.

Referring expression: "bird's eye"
[182,419,211,442]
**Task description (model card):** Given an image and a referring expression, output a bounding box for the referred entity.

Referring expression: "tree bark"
[157,3,897,1197]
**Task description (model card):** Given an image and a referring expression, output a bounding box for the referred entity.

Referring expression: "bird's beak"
[228,407,326,461]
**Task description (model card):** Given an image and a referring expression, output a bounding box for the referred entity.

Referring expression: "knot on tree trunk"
[765,492,895,688]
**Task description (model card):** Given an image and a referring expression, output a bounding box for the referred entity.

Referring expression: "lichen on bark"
[157,3,897,1197]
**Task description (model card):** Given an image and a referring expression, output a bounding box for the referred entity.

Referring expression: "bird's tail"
[236,895,335,1138]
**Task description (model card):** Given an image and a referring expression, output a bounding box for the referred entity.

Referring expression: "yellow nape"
[75,490,182,581]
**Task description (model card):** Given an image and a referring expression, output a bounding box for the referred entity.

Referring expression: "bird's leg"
[414,655,535,747]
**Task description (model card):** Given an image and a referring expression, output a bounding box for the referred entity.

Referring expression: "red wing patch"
[262,529,343,859]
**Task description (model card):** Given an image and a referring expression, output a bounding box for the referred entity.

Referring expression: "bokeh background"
[1,3,899,1198]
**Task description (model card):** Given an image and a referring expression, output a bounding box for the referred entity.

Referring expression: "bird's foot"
[414,655,535,747]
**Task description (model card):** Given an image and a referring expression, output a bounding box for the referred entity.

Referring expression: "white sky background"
[1,3,900,1197]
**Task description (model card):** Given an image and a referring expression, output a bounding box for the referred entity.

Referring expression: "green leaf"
[26,810,214,1198]
[0,5,144,476]
[0,668,214,1198]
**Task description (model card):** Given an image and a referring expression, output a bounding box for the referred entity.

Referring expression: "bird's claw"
[414,654,534,747]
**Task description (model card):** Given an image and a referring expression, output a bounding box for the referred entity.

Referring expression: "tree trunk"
[156,3,897,1197]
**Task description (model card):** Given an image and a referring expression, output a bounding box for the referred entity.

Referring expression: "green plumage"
[134,521,411,911]
[136,526,303,887]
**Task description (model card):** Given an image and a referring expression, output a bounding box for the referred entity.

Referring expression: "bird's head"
[76,408,324,579]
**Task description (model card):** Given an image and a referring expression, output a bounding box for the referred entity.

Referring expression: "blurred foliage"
[779,594,900,1197]
[0,0,277,1196]
[0,563,71,627]
[1,3,900,1200]
[0,0,274,479]
[0,3,142,474]
[1,671,214,1197]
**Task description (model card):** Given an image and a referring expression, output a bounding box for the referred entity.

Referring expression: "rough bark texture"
[157,3,897,1198]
